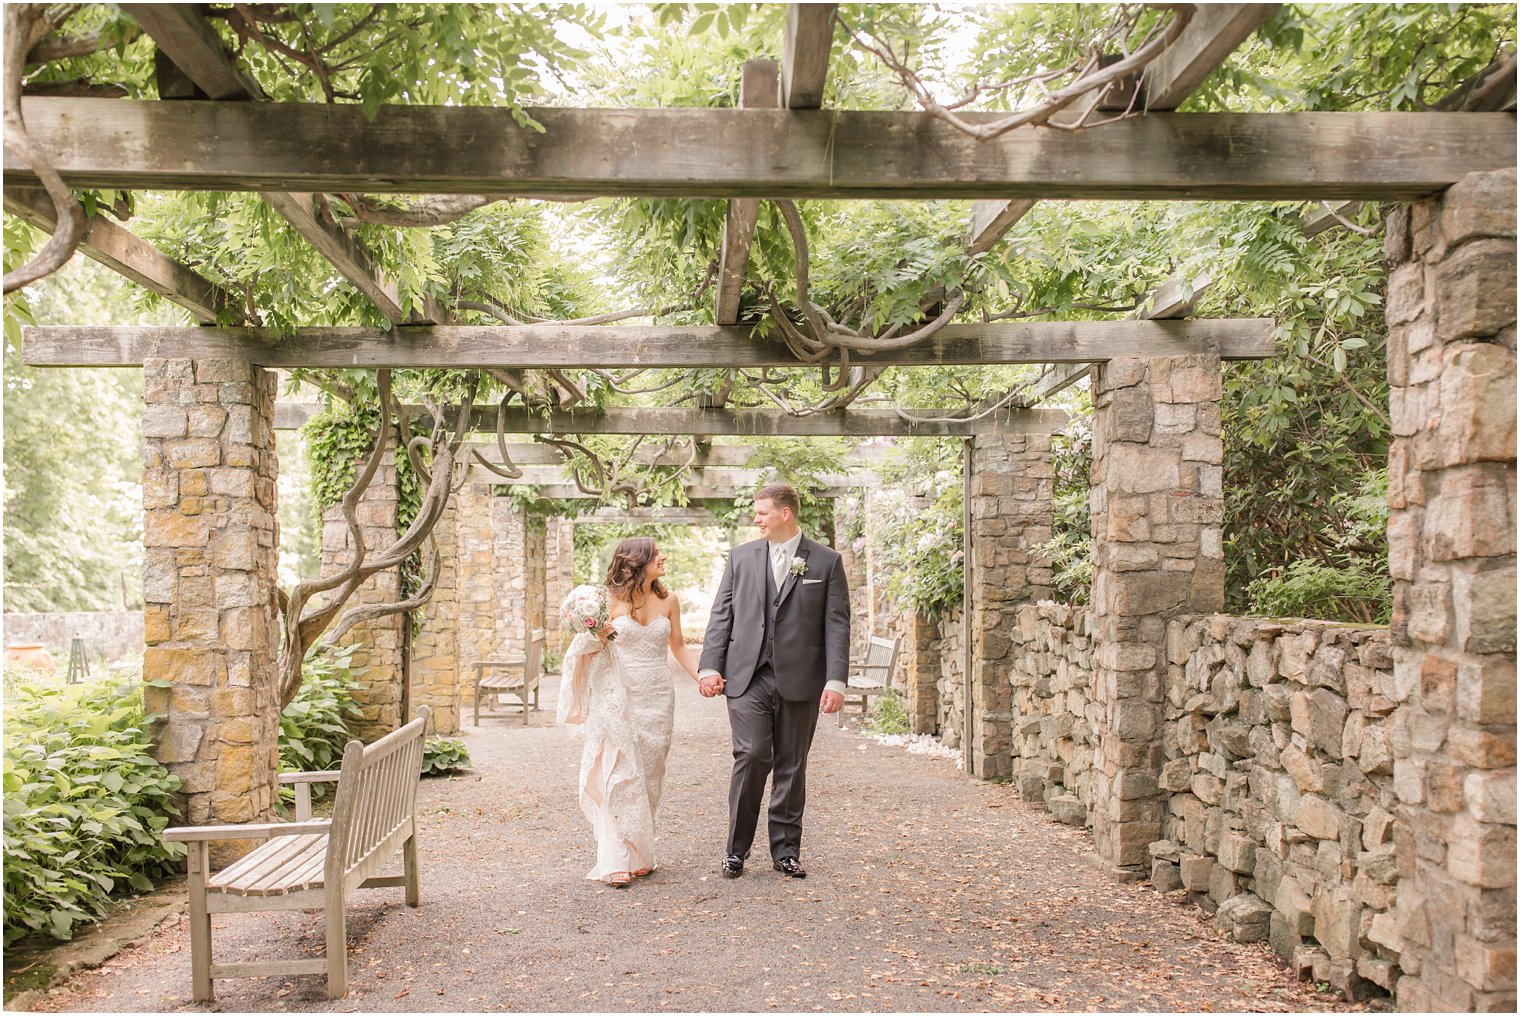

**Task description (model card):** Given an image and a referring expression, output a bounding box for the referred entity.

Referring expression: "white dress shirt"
[702,530,847,698]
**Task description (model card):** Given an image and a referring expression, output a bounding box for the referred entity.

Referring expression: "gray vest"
[761,553,778,668]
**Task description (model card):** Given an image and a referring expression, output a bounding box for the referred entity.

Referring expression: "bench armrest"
[278,770,342,785]
[164,820,330,843]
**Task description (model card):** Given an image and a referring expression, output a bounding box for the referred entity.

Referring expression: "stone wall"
[2,611,145,663]
[1155,617,1398,1000]
[1009,603,1096,828]
[141,358,281,841]
[934,604,965,749]
[1382,168,1517,1011]
[319,457,403,742]
[410,498,459,734]
[1008,605,1403,998]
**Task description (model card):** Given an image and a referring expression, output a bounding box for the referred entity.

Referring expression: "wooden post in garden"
[141,357,280,849]
[1088,353,1225,877]
[1381,168,1517,1011]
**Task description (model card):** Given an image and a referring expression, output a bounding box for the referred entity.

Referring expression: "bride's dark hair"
[605,537,669,606]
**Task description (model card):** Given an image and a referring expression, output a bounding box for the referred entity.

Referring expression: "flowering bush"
[870,453,966,619]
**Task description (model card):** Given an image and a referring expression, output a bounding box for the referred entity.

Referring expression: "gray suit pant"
[725,665,821,861]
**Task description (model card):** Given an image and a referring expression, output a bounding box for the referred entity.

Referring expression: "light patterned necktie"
[771,543,788,588]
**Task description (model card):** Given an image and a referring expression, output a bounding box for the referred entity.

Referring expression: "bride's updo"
[605,537,669,606]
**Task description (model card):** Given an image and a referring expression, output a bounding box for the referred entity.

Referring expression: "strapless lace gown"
[556,615,676,881]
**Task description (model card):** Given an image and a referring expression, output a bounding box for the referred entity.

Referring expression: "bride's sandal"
[605,871,632,888]
[631,867,653,877]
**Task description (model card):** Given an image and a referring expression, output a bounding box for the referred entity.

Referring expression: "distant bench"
[164,707,430,1001]
[471,627,545,725]
[839,635,901,723]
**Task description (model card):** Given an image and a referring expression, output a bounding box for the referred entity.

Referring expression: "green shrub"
[420,737,471,776]
[3,678,185,945]
[864,690,911,737]
[278,643,364,809]
[1246,559,1391,626]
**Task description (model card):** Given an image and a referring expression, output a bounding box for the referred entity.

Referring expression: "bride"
[557,537,710,887]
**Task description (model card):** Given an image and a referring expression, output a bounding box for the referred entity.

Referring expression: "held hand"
[698,674,725,697]
[820,690,844,714]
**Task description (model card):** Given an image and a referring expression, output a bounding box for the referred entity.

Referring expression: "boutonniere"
[789,556,808,577]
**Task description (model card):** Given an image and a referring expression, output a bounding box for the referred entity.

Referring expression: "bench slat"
[209,831,319,889]
[234,836,326,896]
[209,833,329,897]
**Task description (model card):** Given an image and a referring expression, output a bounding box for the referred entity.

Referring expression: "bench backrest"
[861,636,900,688]
[525,628,545,680]
[326,706,430,894]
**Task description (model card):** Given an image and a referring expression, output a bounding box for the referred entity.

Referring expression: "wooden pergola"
[7,6,1514,1009]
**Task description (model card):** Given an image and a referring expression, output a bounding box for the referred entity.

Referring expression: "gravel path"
[33,669,1358,1013]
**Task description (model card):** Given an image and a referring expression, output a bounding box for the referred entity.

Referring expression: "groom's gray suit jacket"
[700,536,851,702]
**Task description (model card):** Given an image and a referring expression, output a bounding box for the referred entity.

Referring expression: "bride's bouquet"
[561,584,616,641]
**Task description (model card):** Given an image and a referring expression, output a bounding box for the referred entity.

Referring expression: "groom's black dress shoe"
[773,857,807,879]
[721,854,745,879]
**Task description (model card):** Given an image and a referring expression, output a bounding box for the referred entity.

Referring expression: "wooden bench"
[839,635,902,723]
[471,627,544,725]
[163,707,431,1001]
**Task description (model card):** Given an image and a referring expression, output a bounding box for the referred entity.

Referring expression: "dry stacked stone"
[141,357,280,844]
[1155,617,1398,1000]
[319,456,403,742]
[1089,354,1224,877]
[1383,168,1517,1012]
[966,433,1054,777]
[1009,603,1096,827]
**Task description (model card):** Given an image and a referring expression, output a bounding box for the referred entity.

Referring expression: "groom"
[698,483,850,879]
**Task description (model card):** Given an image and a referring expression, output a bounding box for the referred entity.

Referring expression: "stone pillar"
[966,433,1055,779]
[1089,354,1224,876]
[900,609,942,734]
[410,497,459,734]
[543,516,575,650]
[319,455,403,742]
[141,358,280,837]
[490,494,538,659]
[1382,168,1517,1012]
[455,483,498,666]
[835,497,871,659]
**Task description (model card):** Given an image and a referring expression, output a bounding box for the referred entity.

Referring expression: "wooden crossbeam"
[575,507,725,523]
[781,4,837,109]
[275,402,1065,438]
[467,406,1065,438]
[24,318,1275,368]
[965,5,1280,256]
[465,479,864,496]
[714,60,779,326]
[127,5,445,326]
[1140,5,1281,110]
[454,441,888,467]
[465,465,878,487]
[14,99,1511,201]
[1295,58,1514,239]
[1019,271,1218,406]
[3,187,236,324]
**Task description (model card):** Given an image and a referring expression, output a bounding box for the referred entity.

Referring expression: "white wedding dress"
[557,614,676,881]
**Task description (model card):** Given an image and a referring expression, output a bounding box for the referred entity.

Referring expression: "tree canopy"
[4,2,1514,622]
